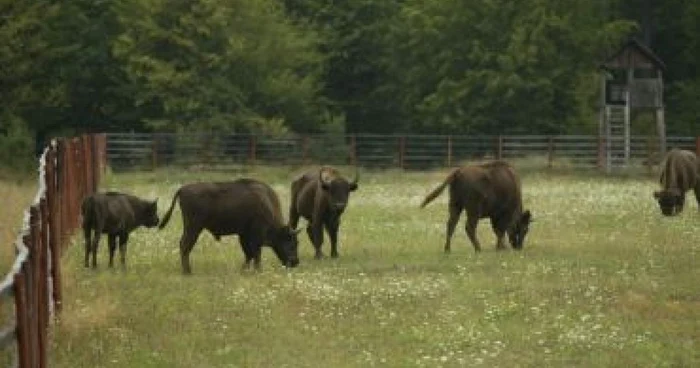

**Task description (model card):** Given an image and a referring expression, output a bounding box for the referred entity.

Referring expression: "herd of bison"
[81,148,700,274]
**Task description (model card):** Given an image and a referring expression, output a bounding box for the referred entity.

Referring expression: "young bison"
[81,192,159,268]
[654,149,700,216]
[289,166,358,259]
[158,179,300,274]
[421,161,532,252]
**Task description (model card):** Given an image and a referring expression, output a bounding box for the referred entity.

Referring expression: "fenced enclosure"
[0,135,106,368]
[106,133,700,171]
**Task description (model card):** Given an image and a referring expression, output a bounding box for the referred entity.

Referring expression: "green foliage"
[112,0,327,133]
[0,0,698,147]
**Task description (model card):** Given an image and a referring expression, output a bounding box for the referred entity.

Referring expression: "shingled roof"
[601,38,666,71]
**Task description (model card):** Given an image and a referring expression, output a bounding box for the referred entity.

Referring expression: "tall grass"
[49,167,698,367]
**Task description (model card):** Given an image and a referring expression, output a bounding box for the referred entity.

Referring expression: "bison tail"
[158,190,180,230]
[420,169,457,208]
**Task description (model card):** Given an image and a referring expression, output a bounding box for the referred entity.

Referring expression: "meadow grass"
[48,166,698,367]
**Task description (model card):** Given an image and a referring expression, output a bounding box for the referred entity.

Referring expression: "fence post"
[398,136,406,169]
[495,136,503,160]
[446,135,452,167]
[302,136,310,164]
[596,135,605,171]
[46,147,62,313]
[248,135,257,166]
[547,136,554,169]
[151,135,159,171]
[13,269,30,368]
[37,201,49,368]
[349,135,357,166]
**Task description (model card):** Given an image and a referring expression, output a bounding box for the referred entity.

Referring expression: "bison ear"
[653,191,661,199]
[349,182,358,192]
[522,210,532,223]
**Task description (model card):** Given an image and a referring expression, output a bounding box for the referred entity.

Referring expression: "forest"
[1,0,698,168]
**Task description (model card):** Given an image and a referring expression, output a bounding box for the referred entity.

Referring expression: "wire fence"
[106,133,700,171]
[0,134,106,368]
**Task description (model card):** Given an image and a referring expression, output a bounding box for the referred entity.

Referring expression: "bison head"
[508,210,532,250]
[320,169,358,212]
[270,225,301,268]
[654,189,684,216]
[142,199,160,228]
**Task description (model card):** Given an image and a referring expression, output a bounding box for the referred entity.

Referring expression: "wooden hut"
[599,38,666,172]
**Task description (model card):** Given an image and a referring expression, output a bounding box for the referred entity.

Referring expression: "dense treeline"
[1,0,698,165]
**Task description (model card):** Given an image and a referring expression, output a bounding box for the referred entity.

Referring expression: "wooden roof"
[601,39,666,71]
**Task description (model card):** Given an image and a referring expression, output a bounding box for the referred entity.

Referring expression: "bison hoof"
[331,252,339,259]
[314,252,324,260]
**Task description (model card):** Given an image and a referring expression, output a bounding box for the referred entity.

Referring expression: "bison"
[289,166,358,259]
[420,161,532,252]
[158,179,300,274]
[653,149,700,216]
[81,192,159,268]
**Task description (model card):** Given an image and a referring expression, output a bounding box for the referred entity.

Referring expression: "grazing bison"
[653,149,700,216]
[420,161,532,252]
[158,179,300,274]
[289,166,358,259]
[81,192,159,268]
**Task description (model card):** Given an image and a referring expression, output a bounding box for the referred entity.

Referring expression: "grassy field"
[47,166,698,367]
[0,177,37,274]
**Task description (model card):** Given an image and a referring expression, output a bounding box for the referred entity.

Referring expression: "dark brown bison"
[653,149,700,216]
[81,192,159,268]
[289,166,358,259]
[158,179,300,274]
[420,161,532,252]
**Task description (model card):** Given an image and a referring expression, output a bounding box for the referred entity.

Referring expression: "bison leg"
[107,234,117,267]
[444,202,462,254]
[118,233,129,268]
[694,185,700,209]
[179,228,201,275]
[307,224,325,259]
[90,231,102,268]
[464,213,481,252]
[325,217,341,258]
[83,226,92,268]
[490,218,507,250]
[238,235,255,270]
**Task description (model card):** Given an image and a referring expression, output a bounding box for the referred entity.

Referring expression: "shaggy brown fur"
[158,179,300,274]
[289,166,358,259]
[653,149,700,216]
[421,161,532,252]
[81,192,159,268]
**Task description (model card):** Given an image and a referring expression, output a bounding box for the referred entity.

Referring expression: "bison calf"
[653,149,700,216]
[81,192,159,268]
[158,179,300,274]
[421,161,532,252]
[289,166,358,259]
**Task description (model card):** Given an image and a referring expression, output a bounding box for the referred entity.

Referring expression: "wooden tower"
[599,39,666,172]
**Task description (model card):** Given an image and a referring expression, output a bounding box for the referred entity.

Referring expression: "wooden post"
[349,135,357,166]
[151,135,158,171]
[248,135,257,166]
[46,148,62,313]
[302,136,310,164]
[14,270,30,368]
[495,136,503,160]
[398,136,406,169]
[597,135,605,171]
[37,202,49,368]
[446,135,452,167]
[547,136,554,169]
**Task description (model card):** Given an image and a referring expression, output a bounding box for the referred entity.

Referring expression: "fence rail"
[0,134,106,368]
[106,133,700,171]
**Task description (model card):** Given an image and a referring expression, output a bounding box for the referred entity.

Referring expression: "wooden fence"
[0,134,106,368]
[106,133,700,171]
